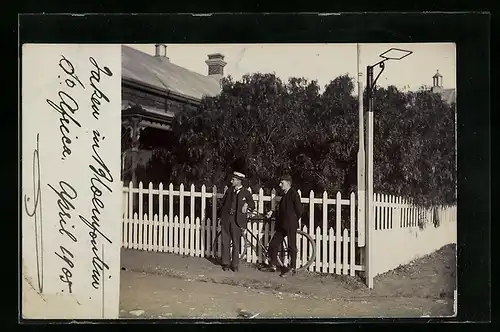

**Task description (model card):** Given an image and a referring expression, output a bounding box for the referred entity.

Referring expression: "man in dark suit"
[265,174,304,277]
[218,171,255,272]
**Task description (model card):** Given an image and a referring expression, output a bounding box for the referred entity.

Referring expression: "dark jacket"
[218,186,255,228]
[273,188,304,229]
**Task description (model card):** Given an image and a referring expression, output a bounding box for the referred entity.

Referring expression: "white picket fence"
[121,182,457,277]
[371,193,457,276]
[121,181,364,275]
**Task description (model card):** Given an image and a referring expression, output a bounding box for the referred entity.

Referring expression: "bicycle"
[212,209,316,271]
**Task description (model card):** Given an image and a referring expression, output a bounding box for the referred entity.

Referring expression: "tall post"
[365,65,375,289]
[360,47,412,289]
[356,44,366,248]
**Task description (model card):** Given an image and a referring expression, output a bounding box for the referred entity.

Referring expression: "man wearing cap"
[218,171,255,272]
[265,174,304,277]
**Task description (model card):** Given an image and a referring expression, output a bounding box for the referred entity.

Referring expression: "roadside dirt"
[119,244,456,318]
[120,270,452,319]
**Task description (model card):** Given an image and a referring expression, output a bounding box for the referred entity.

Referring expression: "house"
[121,44,226,184]
[430,70,456,105]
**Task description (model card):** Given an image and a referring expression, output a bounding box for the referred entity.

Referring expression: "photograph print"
[119,42,457,319]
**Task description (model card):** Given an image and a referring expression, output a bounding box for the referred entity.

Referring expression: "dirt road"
[119,244,456,319]
[120,270,452,319]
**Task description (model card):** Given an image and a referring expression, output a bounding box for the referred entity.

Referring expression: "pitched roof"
[433,70,443,78]
[122,45,222,101]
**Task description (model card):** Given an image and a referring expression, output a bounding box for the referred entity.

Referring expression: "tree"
[371,85,456,206]
[146,72,456,207]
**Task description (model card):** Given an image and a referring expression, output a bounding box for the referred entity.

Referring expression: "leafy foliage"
[142,73,456,207]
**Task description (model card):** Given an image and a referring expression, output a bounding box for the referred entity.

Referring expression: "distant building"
[430,70,456,105]
[121,44,226,184]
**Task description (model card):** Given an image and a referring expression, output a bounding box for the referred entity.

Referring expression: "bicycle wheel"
[276,229,316,271]
[212,230,248,263]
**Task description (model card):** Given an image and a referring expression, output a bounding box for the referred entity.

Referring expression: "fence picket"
[386,194,390,228]
[379,193,383,229]
[401,197,405,227]
[389,195,394,228]
[301,225,308,270]
[181,217,187,255]
[148,182,153,234]
[138,182,144,250]
[394,196,400,229]
[179,184,185,255]
[128,182,133,242]
[195,217,201,257]
[159,214,166,252]
[142,213,147,251]
[252,222,259,263]
[127,181,134,224]
[146,213,152,251]
[122,213,128,248]
[185,216,191,256]
[391,194,395,228]
[403,198,408,228]
[188,215,195,256]
[133,212,138,250]
[179,217,184,255]
[386,194,391,229]
[408,199,412,227]
[201,185,206,256]
[169,183,174,252]
[335,192,342,275]
[158,183,164,252]
[315,227,321,272]
[381,194,386,229]
[322,191,328,273]
[152,214,158,252]
[138,213,144,251]
[173,216,179,254]
[350,192,356,276]
[122,189,127,247]
[384,194,388,229]
[206,218,212,257]
[328,228,334,273]
[190,184,195,256]
[342,229,348,275]
[211,186,217,257]
[143,213,148,251]
[258,188,264,214]
[410,205,414,227]
[245,223,252,263]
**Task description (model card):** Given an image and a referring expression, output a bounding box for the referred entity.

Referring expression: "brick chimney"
[154,44,169,60]
[205,53,227,80]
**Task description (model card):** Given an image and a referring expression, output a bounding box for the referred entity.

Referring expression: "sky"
[126,43,456,92]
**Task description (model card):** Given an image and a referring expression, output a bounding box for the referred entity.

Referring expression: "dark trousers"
[269,223,298,269]
[221,217,242,268]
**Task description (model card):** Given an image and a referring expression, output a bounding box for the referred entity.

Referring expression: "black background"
[15,11,490,326]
